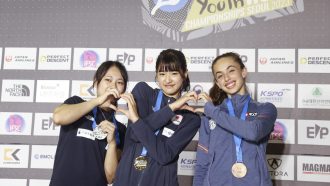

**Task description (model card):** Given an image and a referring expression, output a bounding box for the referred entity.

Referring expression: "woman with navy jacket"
[50,61,127,186]
[113,49,201,186]
[193,52,277,186]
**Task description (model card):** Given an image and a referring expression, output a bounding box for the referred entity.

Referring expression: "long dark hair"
[155,49,190,91]
[93,61,128,92]
[209,52,246,105]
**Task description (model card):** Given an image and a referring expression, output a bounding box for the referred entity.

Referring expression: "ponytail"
[209,83,227,106]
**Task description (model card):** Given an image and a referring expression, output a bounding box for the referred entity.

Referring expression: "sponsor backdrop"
[0,0,330,186]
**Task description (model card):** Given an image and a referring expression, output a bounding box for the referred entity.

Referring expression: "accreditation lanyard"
[92,107,120,145]
[140,90,163,157]
[226,96,250,163]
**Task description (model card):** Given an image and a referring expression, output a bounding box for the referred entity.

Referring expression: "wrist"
[131,116,139,123]
[107,140,116,147]
[169,103,176,111]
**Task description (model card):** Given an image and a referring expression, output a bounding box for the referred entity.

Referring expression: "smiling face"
[155,49,189,98]
[95,66,125,108]
[156,70,185,98]
[213,56,247,97]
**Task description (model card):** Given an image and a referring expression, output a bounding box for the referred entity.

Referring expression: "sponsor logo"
[4,148,20,162]
[259,88,289,103]
[30,145,56,169]
[302,163,330,174]
[298,156,330,182]
[307,124,329,139]
[33,154,54,160]
[109,48,142,71]
[39,55,70,63]
[267,155,294,180]
[117,53,135,66]
[268,158,290,177]
[301,87,330,107]
[141,0,303,41]
[193,84,203,94]
[5,84,30,97]
[36,80,69,103]
[258,84,295,108]
[178,151,197,175]
[5,55,13,62]
[145,56,154,64]
[33,113,60,136]
[298,49,330,73]
[41,117,57,131]
[6,115,25,133]
[259,57,267,64]
[270,121,287,142]
[300,56,330,65]
[80,50,99,68]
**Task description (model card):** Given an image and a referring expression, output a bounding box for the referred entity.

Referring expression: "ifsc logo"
[150,0,189,15]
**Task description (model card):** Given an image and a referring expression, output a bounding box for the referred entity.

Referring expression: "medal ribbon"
[92,107,120,145]
[140,90,163,157]
[226,96,250,163]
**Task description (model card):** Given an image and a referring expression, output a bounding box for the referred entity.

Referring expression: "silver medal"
[93,125,107,140]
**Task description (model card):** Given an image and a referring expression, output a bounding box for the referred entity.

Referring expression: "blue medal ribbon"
[92,107,120,145]
[226,96,250,163]
[140,90,163,157]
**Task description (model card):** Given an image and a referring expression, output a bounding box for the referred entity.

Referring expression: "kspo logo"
[260,90,284,97]
[181,158,197,165]
[117,53,135,66]
[307,124,329,139]
[42,117,57,130]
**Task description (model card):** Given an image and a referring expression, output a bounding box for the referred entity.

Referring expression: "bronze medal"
[134,156,148,171]
[231,162,247,178]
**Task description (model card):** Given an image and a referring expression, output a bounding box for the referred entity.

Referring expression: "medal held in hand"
[134,156,148,171]
[93,125,107,140]
[231,162,247,178]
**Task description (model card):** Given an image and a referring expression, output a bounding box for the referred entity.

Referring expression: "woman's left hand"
[169,91,198,112]
[116,93,139,123]
[99,120,116,144]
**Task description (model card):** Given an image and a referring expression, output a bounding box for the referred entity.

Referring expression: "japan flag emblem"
[172,115,183,125]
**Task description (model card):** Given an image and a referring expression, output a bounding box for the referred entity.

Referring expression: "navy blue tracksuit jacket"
[113,82,200,186]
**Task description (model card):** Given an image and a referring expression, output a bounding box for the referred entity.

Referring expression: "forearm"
[53,98,99,125]
[104,141,118,184]
[204,102,276,142]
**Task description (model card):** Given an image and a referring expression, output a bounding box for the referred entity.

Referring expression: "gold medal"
[134,156,148,171]
[231,162,247,178]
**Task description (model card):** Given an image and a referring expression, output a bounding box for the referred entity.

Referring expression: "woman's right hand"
[169,91,198,112]
[194,92,212,113]
[95,87,120,106]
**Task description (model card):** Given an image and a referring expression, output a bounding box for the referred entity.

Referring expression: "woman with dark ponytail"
[193,52,277,186]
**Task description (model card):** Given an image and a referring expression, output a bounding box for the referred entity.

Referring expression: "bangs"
[157,61,180,72]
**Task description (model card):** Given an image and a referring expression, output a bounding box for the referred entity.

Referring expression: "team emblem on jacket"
[247,112,258,117]
[171,115,183,125]
[85,115,95,121]
[209,119,216,130]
